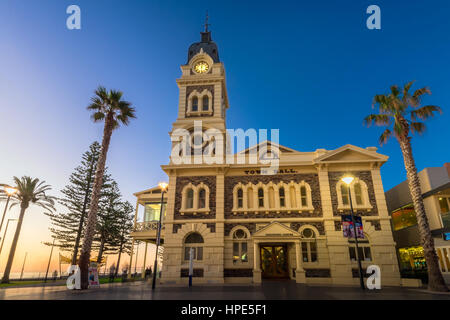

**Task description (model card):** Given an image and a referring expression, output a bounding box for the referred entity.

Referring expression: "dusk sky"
[0,0,449,274]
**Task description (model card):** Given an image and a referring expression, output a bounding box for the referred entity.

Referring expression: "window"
[143,202,167,222]
[392,204,417,231]
[198,188,206,209]
[184,232,204,261]
[302,242,317,262]
[202,96,209,111]
[192,97,198,112]
[341,185,349,206]
[279,187,285,207]
[348,239,372,262]
[186,188,194,209]
[300,186,307,207]
[354,183,363,205]
[439,197,450,214]
[232,229,248,264]
[258,188,264,207]
[237,188,243,208]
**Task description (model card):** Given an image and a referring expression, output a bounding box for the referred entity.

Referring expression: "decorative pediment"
[314,144,388,164]
[253,222,301,238]
[239,141,299,156]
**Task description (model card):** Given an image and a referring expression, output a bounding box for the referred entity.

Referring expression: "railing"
[134,221,165,232]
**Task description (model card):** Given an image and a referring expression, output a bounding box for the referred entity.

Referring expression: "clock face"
[194,61,209,74]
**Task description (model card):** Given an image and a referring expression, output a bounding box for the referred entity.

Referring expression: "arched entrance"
[260,245,289,279]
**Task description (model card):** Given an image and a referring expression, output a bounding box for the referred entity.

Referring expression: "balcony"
[131,221,165,242]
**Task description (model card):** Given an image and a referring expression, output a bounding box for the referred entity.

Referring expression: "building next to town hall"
[385,163,450,284]
[129,26,402,286]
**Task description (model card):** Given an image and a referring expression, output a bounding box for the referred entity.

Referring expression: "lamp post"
[152,182,168,290]
[0,219,17,256]
[342,176,365,290]
[0,185,18,239]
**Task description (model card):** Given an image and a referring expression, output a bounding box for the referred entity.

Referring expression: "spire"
[204,11,210,32]
[201,11,212,43]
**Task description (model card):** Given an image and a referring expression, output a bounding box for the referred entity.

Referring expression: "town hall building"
[130,27,402,286]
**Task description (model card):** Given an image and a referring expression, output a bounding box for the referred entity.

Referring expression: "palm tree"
[364,81,448,292]
[0,177,55,283]
[78,86,136,289]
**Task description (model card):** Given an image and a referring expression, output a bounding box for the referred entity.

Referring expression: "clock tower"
[169,26,230,164]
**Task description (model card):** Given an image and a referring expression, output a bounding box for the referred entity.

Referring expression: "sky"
[0,0,449,275]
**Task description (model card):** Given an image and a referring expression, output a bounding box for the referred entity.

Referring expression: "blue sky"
[0,1,449,271]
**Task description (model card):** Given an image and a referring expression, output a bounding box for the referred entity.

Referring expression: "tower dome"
[187,18,220,64]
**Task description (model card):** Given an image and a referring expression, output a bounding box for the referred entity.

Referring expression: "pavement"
[0,280,449,300]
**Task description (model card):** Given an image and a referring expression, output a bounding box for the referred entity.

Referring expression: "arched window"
[237,188,243,208]
[300,186,307,207]
[341,185,350,206]
[198,188,206,209]
[186,188,194,209]
[192,97,198,112]
[354,183,363,205]
[301,228,317,262]
[232,229,248,264]
[279,187,285,207]
[258,188,264,208]
[202,96,209,111]
[184,232,204,261]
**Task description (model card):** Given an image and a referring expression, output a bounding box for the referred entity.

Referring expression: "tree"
[78,86,136,289]
[45,142,111,264]
[93,181,122,264]
[0,177,56,283]
[112,201,134,277]
[364,81,448,292]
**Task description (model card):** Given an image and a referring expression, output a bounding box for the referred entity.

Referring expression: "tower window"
[198,188,206,209]
[192,97,198,112]
[258,188,264,208]
[237,188,243,208]
[186,188,194,209]
[202,96,209,111]
[341,185,349,206]
[279,187,285,207]
[300,186,307,207]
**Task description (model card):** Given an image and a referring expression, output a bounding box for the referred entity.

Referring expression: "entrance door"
[260,245,289,279]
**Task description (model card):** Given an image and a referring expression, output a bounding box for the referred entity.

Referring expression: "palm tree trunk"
[78,113,115,289]
[1,203,27,283]
[71,154,96,266]
[97,236,105,264]
[398,137,448,292]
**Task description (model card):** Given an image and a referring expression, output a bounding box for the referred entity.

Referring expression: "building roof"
[187,31,220,63]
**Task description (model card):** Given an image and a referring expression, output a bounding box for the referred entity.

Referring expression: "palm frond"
[410,87,431,107]
[410,121,426,135]
[364,114,391,127]
[411,105,442,121]
[378,129,392,145]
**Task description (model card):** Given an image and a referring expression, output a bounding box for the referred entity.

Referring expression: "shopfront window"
[398,246,426,271]
[439,197,450,214]
[392,204,418,231]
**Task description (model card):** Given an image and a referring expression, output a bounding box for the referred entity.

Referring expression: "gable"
[321,149,378,161]
[315,145,388,163]
[253,222,300,237]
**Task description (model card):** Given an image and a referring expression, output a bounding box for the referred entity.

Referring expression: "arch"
[180,182,210,214]
[228,225,251,240]
[336,178,372,210]
[184,232,204,244]
[298,224,320,238]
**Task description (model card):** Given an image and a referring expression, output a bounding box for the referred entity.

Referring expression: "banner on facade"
[88,262,100,288]
[341,215,364,239]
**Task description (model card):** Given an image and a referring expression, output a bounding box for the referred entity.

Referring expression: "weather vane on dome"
[204,11,210,32]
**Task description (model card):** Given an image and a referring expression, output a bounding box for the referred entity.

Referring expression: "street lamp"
[341,175,365,290]
[152,182,168,290]
[0,185,18,238]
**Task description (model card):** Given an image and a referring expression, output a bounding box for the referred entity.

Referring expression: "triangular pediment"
[253,222,301,238]
[315,145,388,163]
[239,141,299,156]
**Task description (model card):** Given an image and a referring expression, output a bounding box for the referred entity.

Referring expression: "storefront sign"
[88,262,100,288]
[341,215,364,239]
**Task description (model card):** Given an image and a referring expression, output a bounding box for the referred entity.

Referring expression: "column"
[141,242,148,279]
[127,239,135,279]
[253,241,261,283]
[295,241,306,283]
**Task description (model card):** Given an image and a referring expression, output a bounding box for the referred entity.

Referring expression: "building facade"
[385,163,450,284]
[130,28,402,286]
